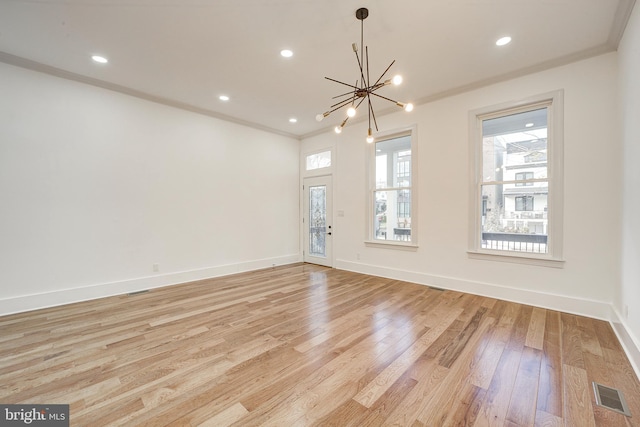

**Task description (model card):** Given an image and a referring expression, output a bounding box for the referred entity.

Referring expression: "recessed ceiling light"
[280,49,293,58]
[219,95,230,101]
[91,55,108,64]
[525,122,534,128]
[496,36,512,46]
[289,118,297,123]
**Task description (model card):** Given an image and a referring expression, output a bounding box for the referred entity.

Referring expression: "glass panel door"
[309,185,327,256]
[303,176,332,266]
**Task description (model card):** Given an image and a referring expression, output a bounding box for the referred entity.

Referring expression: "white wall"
[0,62,300,314]
[618,2,640,373]
[303,52,621,320]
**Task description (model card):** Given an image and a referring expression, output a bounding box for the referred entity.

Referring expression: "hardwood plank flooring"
[1,263,639,426]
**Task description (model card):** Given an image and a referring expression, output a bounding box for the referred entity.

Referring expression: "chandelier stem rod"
[361,15,365,88]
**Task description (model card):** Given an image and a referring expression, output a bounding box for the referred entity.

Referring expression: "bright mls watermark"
[1,405,69,426]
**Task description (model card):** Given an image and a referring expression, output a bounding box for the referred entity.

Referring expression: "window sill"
[365,240,419,251]
[467,250,565,268]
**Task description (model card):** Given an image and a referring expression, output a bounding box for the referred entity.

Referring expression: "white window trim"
[366,125,419,249]
[467,90,565,267]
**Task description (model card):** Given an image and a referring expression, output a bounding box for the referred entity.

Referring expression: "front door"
[303,176,333,267]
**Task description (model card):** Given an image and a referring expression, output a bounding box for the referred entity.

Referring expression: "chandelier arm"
[367,97,371,131]
[370,91,401,105]
[331,90,353,99]
[371,60,396,88]
[329,96,357,110]
[369,82,387,92]
[354,96,367,109]
[332,90,357,100]
[324,76,360,90]
[325,99,360,116]
[369,96,379,132]
[353,50,367,89]
[333,80,360,100]
[352,80,359,104]
[334,95,366,116]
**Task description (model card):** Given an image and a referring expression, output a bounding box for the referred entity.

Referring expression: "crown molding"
[0,51,300,141]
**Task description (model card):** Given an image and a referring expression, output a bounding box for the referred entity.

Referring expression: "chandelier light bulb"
[316,114,325,122]
[334,126,342,134]
[366,128,374,143]
[404,103,414,112]
[392,75,403,85]
[347,107,357,118]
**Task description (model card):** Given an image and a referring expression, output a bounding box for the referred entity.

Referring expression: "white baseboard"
[610,309,640,380]
[0,254,300,316]
[335,259,613,319]
[335,258,640,379]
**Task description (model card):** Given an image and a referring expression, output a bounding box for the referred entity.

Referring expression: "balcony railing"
[508,211,547,219]
[481,232,547,253]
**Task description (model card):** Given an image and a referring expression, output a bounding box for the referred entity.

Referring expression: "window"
[305,150,331,171]
[369,130,416,245]
[469,91,564,264]
[515,172,534,186]
[515,195,534,211]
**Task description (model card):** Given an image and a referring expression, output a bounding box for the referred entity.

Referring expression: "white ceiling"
[0,0,635,139]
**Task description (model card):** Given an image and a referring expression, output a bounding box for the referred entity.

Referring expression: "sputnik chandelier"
[316,7,413,143]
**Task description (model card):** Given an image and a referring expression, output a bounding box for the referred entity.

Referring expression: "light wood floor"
[1,264,639,426]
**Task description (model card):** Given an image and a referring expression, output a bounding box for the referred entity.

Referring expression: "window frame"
[468,91,564,267]
[366,126,418,249]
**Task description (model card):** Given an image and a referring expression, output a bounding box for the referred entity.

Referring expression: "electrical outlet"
[153,263,159,272]
[356,253,361,260]
[624,304,629,320]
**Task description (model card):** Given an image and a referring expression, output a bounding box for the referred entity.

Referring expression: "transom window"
[305,150,331,171]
